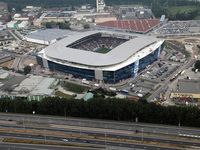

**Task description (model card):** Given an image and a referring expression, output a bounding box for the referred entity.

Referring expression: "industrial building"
[11,75,59,100]
[171,79,200,100]
[0,54,13,64]
[37,30,164,83]
[6,20,29,29]
[25,29,77,45]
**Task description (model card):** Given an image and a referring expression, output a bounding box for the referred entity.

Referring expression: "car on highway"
[62,139,69,142]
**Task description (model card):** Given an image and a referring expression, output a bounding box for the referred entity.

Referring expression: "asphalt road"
[0,132,180,150]
[0,113,199,149]
[0,143,94,150]
[0,123,200,148]
[147,58,196,101]
[1,113,200,137]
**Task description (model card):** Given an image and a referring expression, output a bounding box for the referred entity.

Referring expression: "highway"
[0,113,199,149]
[0,131,180,150]
[0,143,95,150]
[1,113,200,136]
[0,124,200,148]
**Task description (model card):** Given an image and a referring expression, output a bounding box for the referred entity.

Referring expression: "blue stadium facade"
[37,44,163,84]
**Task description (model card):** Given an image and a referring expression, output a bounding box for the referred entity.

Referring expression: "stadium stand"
[68,33,128,53]
[97,19,160,33]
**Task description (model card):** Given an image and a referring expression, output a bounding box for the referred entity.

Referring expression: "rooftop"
[14,75,57,95]
[43,30,160,67]
[26,29,76,43]
[177,79,200,94]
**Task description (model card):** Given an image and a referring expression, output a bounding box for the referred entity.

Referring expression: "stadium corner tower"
[37,30,164,83]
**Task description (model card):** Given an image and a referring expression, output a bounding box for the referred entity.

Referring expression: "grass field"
[62,82,88,94]
[96,47,111,54]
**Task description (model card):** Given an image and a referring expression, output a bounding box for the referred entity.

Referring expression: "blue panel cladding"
[47,60,95,80]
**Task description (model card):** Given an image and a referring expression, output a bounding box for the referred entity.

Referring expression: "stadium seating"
[98,19,160,33]
[69,36,127,52]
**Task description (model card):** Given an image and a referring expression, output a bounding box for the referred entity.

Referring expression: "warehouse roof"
[26,29,76,43]
[177,79,200,94]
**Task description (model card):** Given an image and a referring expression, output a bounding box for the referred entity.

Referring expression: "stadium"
[37,30,164,83]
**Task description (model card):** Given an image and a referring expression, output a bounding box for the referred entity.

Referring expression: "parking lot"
[153,20,200,35]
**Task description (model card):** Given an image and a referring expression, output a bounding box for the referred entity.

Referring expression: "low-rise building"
[170,79,200,100]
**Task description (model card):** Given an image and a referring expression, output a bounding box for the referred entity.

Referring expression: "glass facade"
[103,47,160,83]
[36,55,43,66]
[37,46,162,83]
[103,63,135,83]
[47,60,95,80]
[138,47,159,71]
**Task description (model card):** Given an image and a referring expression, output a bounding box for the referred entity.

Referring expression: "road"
[1,113,200,136]
[0,143,96,150]
[0,131,181,150]
[0,113,199,149]
[147,57,195,102]
[0,124,200,148]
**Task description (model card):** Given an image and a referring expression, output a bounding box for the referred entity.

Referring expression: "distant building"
[96,0,106,12]
[171,79,200,100]
[0,54,13,64]
[160,15,166,22]
[0,2,8,12]
[6,20,29,29]
[25,29,77,45]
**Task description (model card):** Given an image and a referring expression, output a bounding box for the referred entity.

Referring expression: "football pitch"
[96,47,111,54]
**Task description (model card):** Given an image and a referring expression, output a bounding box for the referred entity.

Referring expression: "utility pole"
[104,124,107,149]
[79,121,82,136]
[23,117,25,129]
[44,129,46,143]
[141,127,144,142]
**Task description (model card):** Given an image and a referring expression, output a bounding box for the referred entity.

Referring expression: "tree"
[58,22,71,29]
[83,24,90,29]
[23,66,31,75]
[194,60,200,70]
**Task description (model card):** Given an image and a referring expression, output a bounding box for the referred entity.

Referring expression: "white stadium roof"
[44,30,160,67]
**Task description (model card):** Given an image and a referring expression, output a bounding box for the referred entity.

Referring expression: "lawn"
[96,47,111,54]
[55,91,74,99]
[62,82,88,94]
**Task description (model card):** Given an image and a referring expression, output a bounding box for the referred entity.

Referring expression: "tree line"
[1,97,200,128]
[2,0,199,14]
[42,21,71,29]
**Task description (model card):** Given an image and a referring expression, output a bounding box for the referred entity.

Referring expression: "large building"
[37,30,164,83]
[171,79,200,100]
[25,29,76,45]
[96,0,106,12]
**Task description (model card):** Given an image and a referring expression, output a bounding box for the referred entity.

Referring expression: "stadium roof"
[177,79,200,94]
[44,30,159,66]
[26,29,76,42]
[97,19,160,33]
